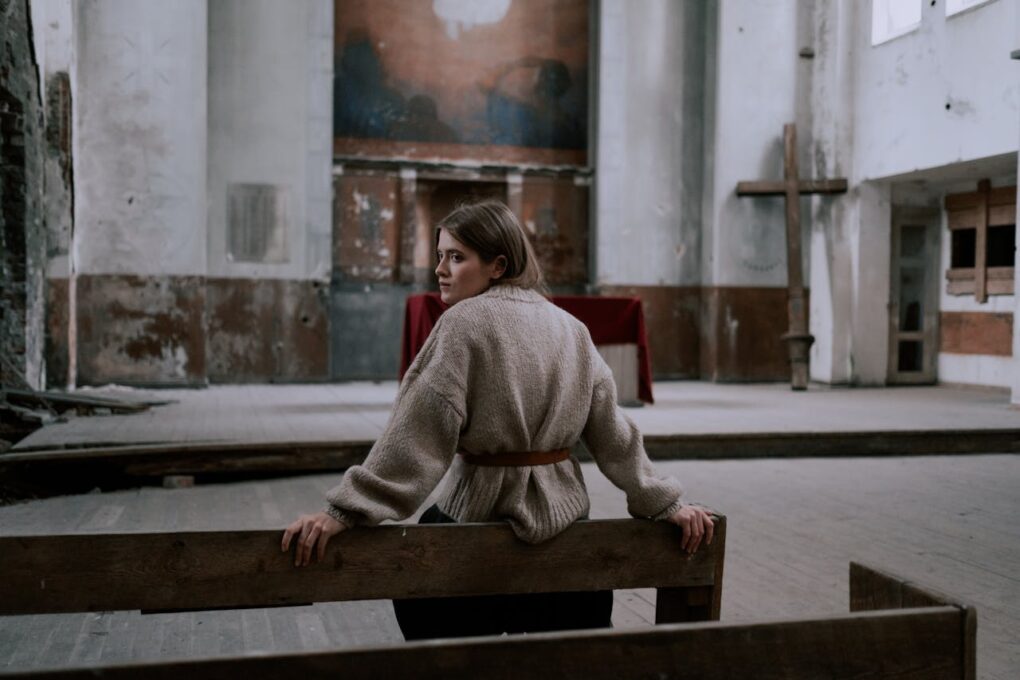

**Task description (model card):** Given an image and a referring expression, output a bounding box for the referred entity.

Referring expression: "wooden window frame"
[944,179,1016,301]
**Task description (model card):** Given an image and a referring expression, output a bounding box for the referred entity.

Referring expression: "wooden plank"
[945,184,1015,211]
[975,179,990,303]
[641,428,1020,459]
[8,428,1020,492]
[5,608,964,680]
[735,179,848,195]
[1,388,162,414]
[849,563,977,680]
[0,519,722,615]
[0,441,373,485]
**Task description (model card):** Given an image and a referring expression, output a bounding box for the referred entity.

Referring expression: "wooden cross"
[736,123,848,390]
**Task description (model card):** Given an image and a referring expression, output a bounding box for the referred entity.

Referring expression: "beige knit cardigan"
[325,284,684,544]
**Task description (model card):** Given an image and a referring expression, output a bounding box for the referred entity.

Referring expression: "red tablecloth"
[400,292,654,403]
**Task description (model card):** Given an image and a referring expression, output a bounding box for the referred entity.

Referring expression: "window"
[945,180,1016,301]
[871,0,921,46]
[946,0,996,17]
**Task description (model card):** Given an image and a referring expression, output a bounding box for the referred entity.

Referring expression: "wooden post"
[975,179,990,304]
[736,123,848,390]
[781,124,812,390]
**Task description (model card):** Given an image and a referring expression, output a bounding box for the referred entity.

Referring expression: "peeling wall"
[207,278,328,382]
[207,0,333,282]
[75,274,206,386]
[853,0,1018,182]
[596,0,702,287]
[74,0,207,276]
[1,0,47,389]
[702,0,808,290]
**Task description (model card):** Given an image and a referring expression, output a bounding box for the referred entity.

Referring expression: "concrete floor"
[2,381,1019,677]
[13,381,1020,450]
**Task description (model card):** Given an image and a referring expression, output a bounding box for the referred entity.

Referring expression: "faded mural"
[333,0,589,165]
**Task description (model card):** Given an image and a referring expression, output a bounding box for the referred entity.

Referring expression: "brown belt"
[458,448,571,467]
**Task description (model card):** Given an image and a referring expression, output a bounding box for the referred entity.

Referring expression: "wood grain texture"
[5,608,964,680]
[0,519,723,616]
[735,179,848,195]
[849,562,977,680]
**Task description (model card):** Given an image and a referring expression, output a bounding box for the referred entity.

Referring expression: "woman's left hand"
[281,512,347,567]
[667,505,715,555]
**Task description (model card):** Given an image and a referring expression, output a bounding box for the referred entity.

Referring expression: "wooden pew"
[0,517,724,621]
[0,551,975,679]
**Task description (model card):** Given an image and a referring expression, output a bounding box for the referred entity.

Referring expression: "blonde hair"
[436,199,545,291]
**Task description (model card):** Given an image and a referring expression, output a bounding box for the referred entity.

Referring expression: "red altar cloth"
[400,293,654,404]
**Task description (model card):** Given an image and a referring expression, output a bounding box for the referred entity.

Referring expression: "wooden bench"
[0,517,975,679]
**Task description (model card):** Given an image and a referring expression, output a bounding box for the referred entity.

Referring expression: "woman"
[282,199,714,639]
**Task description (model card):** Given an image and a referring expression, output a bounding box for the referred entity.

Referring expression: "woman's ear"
[491,255,508,280]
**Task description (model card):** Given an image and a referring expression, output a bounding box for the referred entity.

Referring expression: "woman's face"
[435,229,505,305]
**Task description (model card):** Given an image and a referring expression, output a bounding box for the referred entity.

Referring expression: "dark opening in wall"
[986,224,1016,268]
[950,228,976,268]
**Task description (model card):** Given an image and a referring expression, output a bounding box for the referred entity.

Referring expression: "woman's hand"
[281,512,347,567]
[668,505,715,555]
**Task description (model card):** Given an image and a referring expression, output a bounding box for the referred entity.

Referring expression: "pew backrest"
[0,516,726,623]
[0,560,974,680]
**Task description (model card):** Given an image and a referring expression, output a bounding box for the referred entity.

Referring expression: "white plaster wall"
[701,0,807,287]
[1014,0,1020,405]
[206,0,333,281]
[74,0,207,276]
[854,0,1018,182]
[596,0,701,286]
[939,353,1013,388]
[808,0,857,383]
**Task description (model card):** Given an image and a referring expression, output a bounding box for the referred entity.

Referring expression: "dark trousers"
[392,505,614,641]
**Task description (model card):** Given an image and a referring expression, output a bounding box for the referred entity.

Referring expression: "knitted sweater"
[325,284,684,544]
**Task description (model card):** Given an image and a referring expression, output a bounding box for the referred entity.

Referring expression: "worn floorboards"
[0,455,1017,677]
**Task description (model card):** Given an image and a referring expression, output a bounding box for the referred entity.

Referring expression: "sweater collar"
[480,284,546,303]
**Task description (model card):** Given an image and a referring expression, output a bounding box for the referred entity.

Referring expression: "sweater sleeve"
[324,317,468,527]
[581,374,684,520]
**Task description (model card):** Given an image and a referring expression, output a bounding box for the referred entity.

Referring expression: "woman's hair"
[436,199,545,290]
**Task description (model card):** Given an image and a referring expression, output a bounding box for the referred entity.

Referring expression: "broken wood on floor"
[2,388,169,415]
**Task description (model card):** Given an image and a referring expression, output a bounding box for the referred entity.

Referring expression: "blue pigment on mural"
[333,32,586,150]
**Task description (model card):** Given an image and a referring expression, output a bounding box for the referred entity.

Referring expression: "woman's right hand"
[668,505,715,555]
[281,512,348,567]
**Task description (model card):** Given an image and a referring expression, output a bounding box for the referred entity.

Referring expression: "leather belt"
[458,448,571,467]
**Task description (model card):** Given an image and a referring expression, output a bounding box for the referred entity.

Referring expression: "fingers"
[281,517,304,553]
[299,525,322,567]
[678,507,715,555]
[282,513,348,567]
[687,515,703,554]
[317,530,332,563]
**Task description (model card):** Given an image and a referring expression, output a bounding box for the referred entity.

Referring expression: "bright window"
[945,0,995,17]
[871,0,922,46]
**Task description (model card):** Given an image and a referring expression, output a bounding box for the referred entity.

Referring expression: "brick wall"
[0,0,47,389]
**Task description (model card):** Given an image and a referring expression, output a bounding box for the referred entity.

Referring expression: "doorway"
[887,207,940,384]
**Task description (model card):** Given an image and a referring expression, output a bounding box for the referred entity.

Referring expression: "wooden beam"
[974,179,990,303]
[782,124,811,390]
[0,439,374,477]
[735,179,848,196]
[0,518,724,616]
[4,429,1020,490]
[850,562,977,680]
[3,608,965,680]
